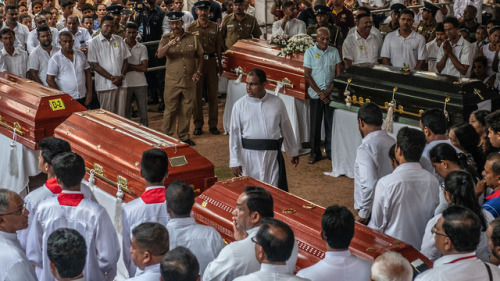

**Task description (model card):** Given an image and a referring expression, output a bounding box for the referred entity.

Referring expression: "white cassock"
[125,264,161,281]
[229,93,300,189]
[296,250,372,281]
[272,18,306,38]
[122,186,170,277]
[26,191,120,281]
[234,264,309,281]
[368,162,439,249]
[354,130,395,219]
[203,227,299,281]
[420,210,494,263]
[0,231,37,281]
[167,217,225,276]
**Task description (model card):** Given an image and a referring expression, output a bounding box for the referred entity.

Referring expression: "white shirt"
[124,40,148,88]
[481,44,496,76]
[342,29,382,65]
[60,27,92,48]
[272,18,306,38]
[1,47,28,77]
[426,39,440,73]
[162,11,195,35]
[167,217,225,276]
[361,0,387,7]
[56,15,66,30]
[368,162,439,249]
[0,231,37,281]
[296,250,371,281]
[2,22,30,50]
[354,130,395,219]
[229,93,300,188]
[88,33,131,91]
[47,49,90,99]
[347,26,382,42]
[122,186,170,277]
[27,192,120,281]
[454,0,482,23]
[28,45,60,86]
[420,210,494,263]
[415,252,500,280]
[203,227,299,281]
[436,36,471,78]
[126,264,161,281]
[26,27,59,53]
[234,264,309,281]
[381,29,428,70]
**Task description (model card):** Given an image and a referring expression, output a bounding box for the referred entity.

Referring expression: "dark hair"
[435,22,444,32]
[321,205,354,249]
[487,152,500,175]
[165,180,194,217]
[19,13,31,23]
[444,171,487,231]
[356,6,370,14]
[243,186,274,219]
[465,4,477,14]
[421,109,448,135]
[256,218,295,262]
[4,4,17,12]
[396,127,426,162]
[442,205,481,252]
[67,14,79,24]
[400,8,414,18]
[473,56,488,69]
[477,25,487,34]
[473,110,490,128]
[0,28,15,37]
[95,3,106,11]
[443,16,459,28]
[59,30,73,39]
[82,15,94,22]
[80,3,93,11]
[487,19,500,27]
[358,102,383,126]
[39,9,52,16]
[52,152,86,187]
[486,110,500,133]
[356,12,371,23]
[125,22,138,30]
[429,143,476,177]
[222,0,232,12]
[283,0,295,9]
[101,15,115,24]
[160,246,199,281]
[61,0,75,8]
[388,143,397,165]
[132,222,169,256]
[490,26,500,36]
[39,137,71,165]
[32,0,43,7]
[452,124,483,174]
[47,228,87,279]
[36,24,51,37]
[490,218,500,247]
[141,148,168,183]
[247,68,267,84]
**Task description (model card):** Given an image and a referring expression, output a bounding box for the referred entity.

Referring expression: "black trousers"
[309,98,334,160]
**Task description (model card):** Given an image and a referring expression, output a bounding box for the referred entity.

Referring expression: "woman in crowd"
[470,110,497,156]
[222,0,233,18]
[478,26,500,77]
[94,3,107,31]
[472,56,495,88]
[449,123,484,176]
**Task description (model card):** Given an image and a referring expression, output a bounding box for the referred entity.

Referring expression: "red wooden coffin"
[54,110,217,202]
[0,72,86,150]
[222,39,308,100]
[193,176,433,273]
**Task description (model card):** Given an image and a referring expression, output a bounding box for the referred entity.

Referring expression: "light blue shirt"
[303,44,341,99]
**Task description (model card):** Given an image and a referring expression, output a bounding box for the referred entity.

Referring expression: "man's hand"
[85,93,92,106]
[192,72,201,82]
[232,220,248,241]
[80,46,88,55]
[355,215,369,225]
[475,179,487,198]
[291,156,299,167]
[111,76,123,87]
[443,40,452,55]
[231,166,243,177]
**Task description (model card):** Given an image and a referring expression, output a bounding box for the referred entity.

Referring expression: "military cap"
[167,11,184,21]
[195,0,211,9]
[314,5,330,15]
[390,3,406,14]
[423,1,439,15]
[106,4,124,14]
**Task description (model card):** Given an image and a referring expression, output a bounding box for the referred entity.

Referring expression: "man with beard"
[26,14,59,53]
[342,13,382,68]
[271,1,305,38]
[28,25,60,86]
[306,5,342,50]
[352,103,395,225]
[221,0,261,49]
[426,22,446,72]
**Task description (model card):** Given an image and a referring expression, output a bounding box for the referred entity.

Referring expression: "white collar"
[0,230,18,241]
[145,185,165,191]
[260,263,289,274]
[167,217,196,226]
[143,263,161,274]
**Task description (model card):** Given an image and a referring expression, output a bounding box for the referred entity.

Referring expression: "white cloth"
[426,39,440,73]
[26,27,59,53]
[167,217,225,275]
[481,44,496,76]
[203,227,299,281]
[415,252,500,280]
[296,250,371,281]
[28,45,60,86]
[361,0,387,7]
[59,27,92,48]
[354,130,395,219]
[271,18,306,38]
[88,33,131,91]
[1,47,28,77]
[420,210,494,263]
[0,231,37,281]
[56,15,66,30]
[368,162,439,249]
[126,264,161,281]
[234,263,309,281]
[0,135,39,194]
[229,93,300,187]
[2,22,30,50]
[47,49,90,99]
[26,192,120,281]
[436,36,471,77]
[381,29,427,70]
[453,0,482,24]
[342,29,382,65]
[162,11,195,35]
[419,139,460,183]
[124,40,148,88]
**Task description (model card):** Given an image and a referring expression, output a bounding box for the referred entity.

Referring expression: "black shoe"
[182,139,196,146]
[157,102,165,112]
[148,98,159,105]
[209,127,220,135]
[193,128,202,135]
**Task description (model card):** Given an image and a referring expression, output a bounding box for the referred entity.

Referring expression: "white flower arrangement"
[270,34,290,48]
[277,34,315,57]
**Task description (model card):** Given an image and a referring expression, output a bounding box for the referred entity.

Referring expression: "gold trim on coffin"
[233,66,294,88]
[86,163,135,196]
[350,96,424,118]
[0,115,25,136]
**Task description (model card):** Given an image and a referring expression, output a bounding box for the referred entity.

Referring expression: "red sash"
[57,192,84,207]
[45,178,62,194]
[141,188,166,204]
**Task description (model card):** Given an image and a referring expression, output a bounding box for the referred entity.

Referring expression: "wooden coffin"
[222,39,308,100]
[192,176,432,273]
[333,64,498,126]
[54,110,217,202]
[0,72,86,150]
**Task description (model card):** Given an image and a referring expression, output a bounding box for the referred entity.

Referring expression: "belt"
[241,138,288,192]
[203,53,216,60]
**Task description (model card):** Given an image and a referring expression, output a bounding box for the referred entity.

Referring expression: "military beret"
[167,11,184,21]
[314,5,330,15]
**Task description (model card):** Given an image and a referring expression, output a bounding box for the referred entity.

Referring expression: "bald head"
[255,218,295,263]
[371,252,412,281]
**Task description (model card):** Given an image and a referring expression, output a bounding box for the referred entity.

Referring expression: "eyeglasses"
[0,203,26,216]
[251,236,260,245]
[431,224,448,238]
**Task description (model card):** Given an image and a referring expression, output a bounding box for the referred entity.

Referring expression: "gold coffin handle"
[0,115,25,136]
[86,164,136,196]
[234,66,294,88]
[349,96,424,118]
